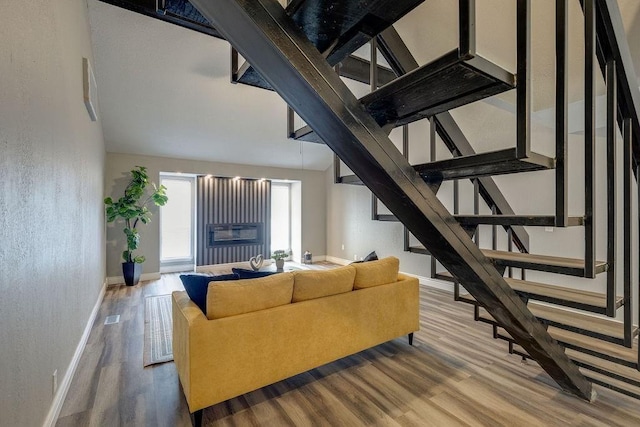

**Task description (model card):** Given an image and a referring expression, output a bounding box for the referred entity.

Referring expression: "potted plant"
[104,166,168,286]
[271,249,289,271]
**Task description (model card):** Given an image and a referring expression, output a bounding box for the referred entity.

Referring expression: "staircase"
[103,0,640,405]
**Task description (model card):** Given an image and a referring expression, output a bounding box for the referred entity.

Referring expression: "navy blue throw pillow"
[351,251,379,264]
[231,268,277,279]
[179,273,239,313]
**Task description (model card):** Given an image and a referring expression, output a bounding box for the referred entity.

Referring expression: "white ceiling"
[88,0,333,171]
[88,0,640,171]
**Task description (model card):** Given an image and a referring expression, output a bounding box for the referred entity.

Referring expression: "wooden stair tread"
[439,271,621,313]
[408,245,431,256]
[362,49,514,127]
[482,249,607,277]
[292,125,322,144]
[413,148,554,181]
[527,303,638,342]
[375,214,398,222]
[485,315,638,368]
[412,248,606,276]
[373,214,585,227]
[454,215,584,227]
[507,279,620,312]
[549,327,638,366]
[566,348,640,384]
[511,342,640,396]
[236,0,423,89]
[338,175,364,185]
[478,304,636,346]
[580,369,640,399]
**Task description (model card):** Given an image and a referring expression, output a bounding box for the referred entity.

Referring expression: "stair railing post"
[623,117,633,346]
[516,0,531,158]
[507,228,513,279]
[333,63,342,184]
[370,38,379,220]
[637,161,640,368]
[555,0,568,226]
[287,106,295,138]
[473,179,480,245]
[230,47,239,83]
[429,116,436,162]
[429,117,437,278]
[333,153,341,184]
[491,205,497,250]
[584,0,596,278]
[459,0,476,58]
[606,59,617,317]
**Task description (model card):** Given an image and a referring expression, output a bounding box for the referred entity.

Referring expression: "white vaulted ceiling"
[88,0,640,170]
[88,0,333,170]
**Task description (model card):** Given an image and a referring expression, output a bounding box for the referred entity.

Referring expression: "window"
[271,183,291,253]
[160,176,194,261]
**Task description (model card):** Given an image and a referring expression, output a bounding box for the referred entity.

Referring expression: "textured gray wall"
[105,153,326,277]
[0,1,106,425]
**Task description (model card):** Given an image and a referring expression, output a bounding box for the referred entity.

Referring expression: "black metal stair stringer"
[190,0,593,401]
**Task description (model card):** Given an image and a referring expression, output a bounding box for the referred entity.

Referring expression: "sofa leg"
[190,409,203,427]
[408,332,414,346]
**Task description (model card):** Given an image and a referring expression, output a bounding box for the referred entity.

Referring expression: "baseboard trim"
[324,255,453,292]
[401,272,454,293]
[160,264,195,274]
[43,279,107,427]
[106,272,161,286]
[324,255,350,265]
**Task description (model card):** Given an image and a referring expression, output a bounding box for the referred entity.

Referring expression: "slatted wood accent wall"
[196,176,271,266]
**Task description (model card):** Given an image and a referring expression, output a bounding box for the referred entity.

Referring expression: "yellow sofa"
[172,257,420,425]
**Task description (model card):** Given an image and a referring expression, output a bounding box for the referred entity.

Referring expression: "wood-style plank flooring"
[57,263,640,426]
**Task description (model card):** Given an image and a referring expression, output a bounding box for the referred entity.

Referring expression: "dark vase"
[122,262,143,286]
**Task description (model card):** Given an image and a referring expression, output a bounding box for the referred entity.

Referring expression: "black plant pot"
[122,262,142,286]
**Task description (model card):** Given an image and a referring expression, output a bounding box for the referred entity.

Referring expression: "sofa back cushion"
[353,256,400,289]
[180,273,239,313]
[206,272,294,319]
[232,267,277,279]
[292,265,356,303]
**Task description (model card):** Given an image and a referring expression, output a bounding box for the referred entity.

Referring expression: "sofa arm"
[172,291,208,412]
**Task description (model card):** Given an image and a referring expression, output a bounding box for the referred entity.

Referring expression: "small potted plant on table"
[104,166,168,286]
[271,250,289,272]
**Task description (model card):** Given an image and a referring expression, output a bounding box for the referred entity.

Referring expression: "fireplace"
[207,223,264,247]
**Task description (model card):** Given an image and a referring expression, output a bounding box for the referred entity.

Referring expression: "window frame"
[159,174,196,264]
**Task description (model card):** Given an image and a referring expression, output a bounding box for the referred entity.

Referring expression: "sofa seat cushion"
[292,265,356,302]
[179,273,239,313]
[206,272,295,319]
[353,256,399,289]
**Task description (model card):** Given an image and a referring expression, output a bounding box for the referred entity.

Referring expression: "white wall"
[105,153,326,279]
[0,1,106,426]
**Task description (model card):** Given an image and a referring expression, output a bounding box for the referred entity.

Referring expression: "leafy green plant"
[271,250,289,261]
[104,166,168,264]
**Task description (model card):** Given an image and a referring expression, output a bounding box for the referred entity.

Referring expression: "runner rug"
[143,294,174,367]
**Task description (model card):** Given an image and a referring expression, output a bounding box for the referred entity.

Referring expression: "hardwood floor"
[57,264,640,426]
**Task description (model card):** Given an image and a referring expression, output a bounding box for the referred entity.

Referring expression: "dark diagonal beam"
[189,0,594,400]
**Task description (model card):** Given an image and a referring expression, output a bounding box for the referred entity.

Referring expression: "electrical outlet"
[354,254,358,261]
[341,244,345,251]
[52,370,58,395]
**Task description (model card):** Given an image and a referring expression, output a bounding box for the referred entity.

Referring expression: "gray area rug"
[144,294,174,367]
